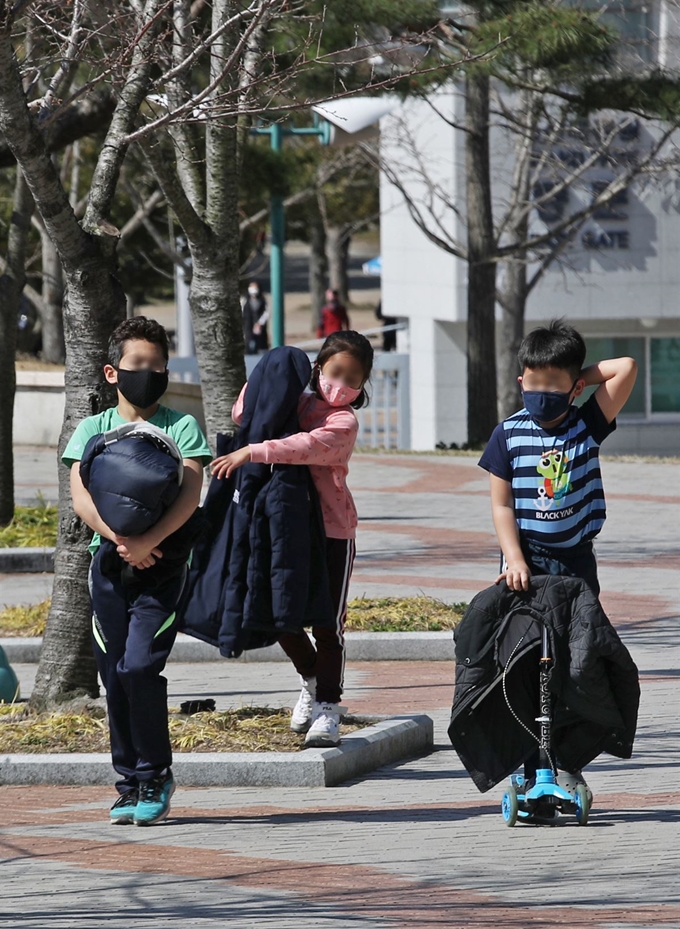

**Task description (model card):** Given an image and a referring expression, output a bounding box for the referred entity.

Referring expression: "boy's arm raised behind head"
[581,356,638,424]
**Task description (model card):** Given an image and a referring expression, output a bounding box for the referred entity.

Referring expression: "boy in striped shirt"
[479,319,638,595]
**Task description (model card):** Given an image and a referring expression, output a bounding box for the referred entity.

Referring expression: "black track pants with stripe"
[278,537,355,705]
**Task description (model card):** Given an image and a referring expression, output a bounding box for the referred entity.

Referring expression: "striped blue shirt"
[478,396,616,549]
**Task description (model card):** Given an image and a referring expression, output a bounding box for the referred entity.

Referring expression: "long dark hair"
[310,330,374,409]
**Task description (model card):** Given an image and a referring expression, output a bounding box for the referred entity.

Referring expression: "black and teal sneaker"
[110,789,138,825]
[134,771,175,826]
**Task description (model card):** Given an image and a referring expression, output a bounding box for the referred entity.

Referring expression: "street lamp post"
[250,98,397,349]
[250,117,332,348]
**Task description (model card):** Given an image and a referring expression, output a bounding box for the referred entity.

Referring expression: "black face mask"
[116,368,168,409]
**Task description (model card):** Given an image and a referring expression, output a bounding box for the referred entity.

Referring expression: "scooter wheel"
[501,786,519,827]
[575,784,590,826]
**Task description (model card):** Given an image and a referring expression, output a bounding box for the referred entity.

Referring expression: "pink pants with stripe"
[278,537,356,705]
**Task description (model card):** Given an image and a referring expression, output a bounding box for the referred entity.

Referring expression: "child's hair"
[311,330,374,409]
[518,318,586,379]
[108,316,169,368]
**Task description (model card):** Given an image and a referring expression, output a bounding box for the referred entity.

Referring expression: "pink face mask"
[318,371,361,407]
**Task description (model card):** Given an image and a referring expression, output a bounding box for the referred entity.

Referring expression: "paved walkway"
[2,448,680,927]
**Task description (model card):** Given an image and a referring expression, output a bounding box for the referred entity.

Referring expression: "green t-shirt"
[62,404,212,556]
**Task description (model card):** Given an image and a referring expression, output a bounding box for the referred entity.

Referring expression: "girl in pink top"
[211,331,374,747]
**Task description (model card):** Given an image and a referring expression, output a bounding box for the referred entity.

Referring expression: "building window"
[583,336,646,415]
[651,339,680,413]
[564,1,653,64]
[583,336,680,418]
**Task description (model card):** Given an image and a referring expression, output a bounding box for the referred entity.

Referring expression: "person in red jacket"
[317,288,350,339]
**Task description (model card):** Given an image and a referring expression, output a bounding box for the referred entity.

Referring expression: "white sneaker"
[304,702,346,747]
[290,677,316,733]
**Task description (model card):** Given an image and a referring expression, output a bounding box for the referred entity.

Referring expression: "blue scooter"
[501,624,591,827]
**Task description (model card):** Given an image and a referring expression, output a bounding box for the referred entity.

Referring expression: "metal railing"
[169,339,411,450]
[355,352,410,450]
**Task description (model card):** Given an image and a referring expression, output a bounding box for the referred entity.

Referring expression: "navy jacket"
[80,423,182,536]
[80,423,204,588]
[179,346,334,657]
[448,575,640,792]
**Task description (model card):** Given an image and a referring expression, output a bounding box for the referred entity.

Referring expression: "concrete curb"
[0,714,433,787]
[0,632,456,664]
[0,548,54,573]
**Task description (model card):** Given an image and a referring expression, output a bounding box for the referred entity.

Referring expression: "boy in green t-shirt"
[63,317,211,826]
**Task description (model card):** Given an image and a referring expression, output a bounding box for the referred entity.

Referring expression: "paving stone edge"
[0,714,434,787]
[1,632,456,663]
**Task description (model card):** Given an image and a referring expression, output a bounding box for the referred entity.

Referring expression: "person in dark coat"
[448,575,640,795]
[179,346,335,660]
[242,281,269,353]
[375,301,397,352]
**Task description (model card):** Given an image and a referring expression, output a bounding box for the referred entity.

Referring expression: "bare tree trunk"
[40,231,66,363]
[497,259,526,420]
[0,170,33,526]
[326,224,351,306]
[308,205,327,331]
[0,0,162,707]
[465,72,497,447]
[497,86,536,422]
[190,254,245,444]
[141,0,247,447]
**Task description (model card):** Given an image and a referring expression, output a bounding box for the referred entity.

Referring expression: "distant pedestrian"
[242,282,270,354]
[375,301,397,352]
[317,288,350,339]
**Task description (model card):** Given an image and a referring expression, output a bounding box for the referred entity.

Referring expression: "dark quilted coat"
[80,424,204,588]
[448,575,640,792]
[80,428,181,536]
[178,346,334,658]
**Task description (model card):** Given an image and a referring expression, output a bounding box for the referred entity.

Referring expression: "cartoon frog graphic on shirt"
[536,448,571,505]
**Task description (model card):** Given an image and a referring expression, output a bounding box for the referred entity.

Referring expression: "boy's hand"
[211,446,251,480]
[496,560,531,592]
[115,534,163,569]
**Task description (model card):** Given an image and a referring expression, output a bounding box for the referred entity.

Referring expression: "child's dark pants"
[89,546,186,794]
[278,537,355,705]
[521,538,600,595]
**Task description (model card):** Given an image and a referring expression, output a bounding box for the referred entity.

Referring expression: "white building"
[380,1,680,454]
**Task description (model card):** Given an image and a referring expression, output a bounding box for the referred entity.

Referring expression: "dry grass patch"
[0,600,50,637]
[0,704,363,754]
[346,596,466,632]
[1,596,468,638]
[0,495,58,548]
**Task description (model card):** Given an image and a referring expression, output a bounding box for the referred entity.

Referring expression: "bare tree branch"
[83,0,167,233]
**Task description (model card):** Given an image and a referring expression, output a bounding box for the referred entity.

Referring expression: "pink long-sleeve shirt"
[232,386,359,540]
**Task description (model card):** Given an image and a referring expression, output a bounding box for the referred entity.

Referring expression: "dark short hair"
[108,316,169,367]
[518,319,586,378]
[311,330,374,409]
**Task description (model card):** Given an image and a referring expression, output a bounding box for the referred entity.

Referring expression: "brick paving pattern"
[1,449,679,928]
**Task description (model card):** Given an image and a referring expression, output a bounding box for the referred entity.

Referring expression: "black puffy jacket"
[448,575,640,792]
[80,422,204,587]
[80,422,183,536]
[178,346,334,658]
